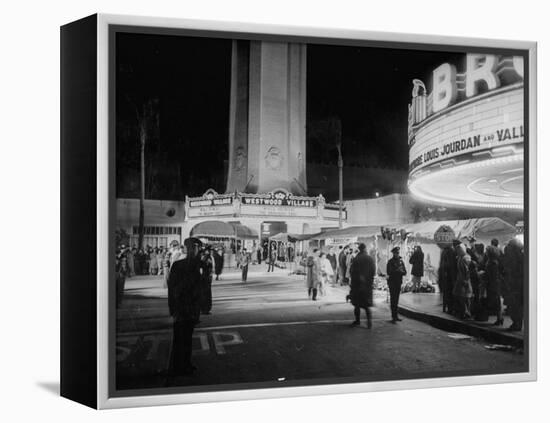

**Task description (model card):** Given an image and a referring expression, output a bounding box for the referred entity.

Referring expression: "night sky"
[115,32,464,201]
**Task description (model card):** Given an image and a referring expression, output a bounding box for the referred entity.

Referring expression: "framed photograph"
[60,13,536,409]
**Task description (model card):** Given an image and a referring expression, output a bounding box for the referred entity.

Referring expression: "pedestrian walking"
[338,245,348,285]
[267,247,277,272]
[409,245,424,292]
[214,248,224,280]
[200,247,214,314]
[240,248,251,282]
[306,249,322,300]
[350,243,375,328]
[386,246,407,323]
[256,245,263,265]
[167,237,203,376]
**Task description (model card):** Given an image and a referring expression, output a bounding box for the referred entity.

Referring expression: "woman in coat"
[453,244,473,319]
[214,248,224,280]
[149,248,159,275]
[156,248,164,275]
[306,250,322,300]
[409,245,424,292]
[318,252,333,297]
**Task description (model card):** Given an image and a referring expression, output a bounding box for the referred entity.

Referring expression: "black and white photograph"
[112,27,529,395]
[5,0,549,419]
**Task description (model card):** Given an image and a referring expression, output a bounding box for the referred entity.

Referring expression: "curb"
[397,304,524,348]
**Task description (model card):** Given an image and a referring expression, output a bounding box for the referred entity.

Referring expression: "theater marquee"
[407,54,524,209]
[185,189,344,220]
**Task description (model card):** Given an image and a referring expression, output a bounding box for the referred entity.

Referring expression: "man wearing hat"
[167,237,203,376]
[386,246,407,323]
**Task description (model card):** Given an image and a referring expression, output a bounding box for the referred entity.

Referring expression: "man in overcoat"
[338,245,348,285]
[240,248,251,282]
[409,245,424,292]
[386,246,407,323]
[200,247,214,315]
[167,237,203,376]
[350,243,376,328]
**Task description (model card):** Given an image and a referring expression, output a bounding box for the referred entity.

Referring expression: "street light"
[333,117,343,229]
[336,141,343,229]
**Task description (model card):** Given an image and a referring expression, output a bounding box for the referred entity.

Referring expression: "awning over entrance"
[307,218,516,244]
[191,221,236,238]
[399,217,516,242]
[190,220,258,239]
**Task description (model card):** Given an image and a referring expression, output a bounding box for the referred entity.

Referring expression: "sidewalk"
[398,293,524,348]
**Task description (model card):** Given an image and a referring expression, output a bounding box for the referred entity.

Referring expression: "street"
[116,265,526,391]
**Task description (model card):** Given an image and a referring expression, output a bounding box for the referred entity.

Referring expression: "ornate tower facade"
[225,40,307,196]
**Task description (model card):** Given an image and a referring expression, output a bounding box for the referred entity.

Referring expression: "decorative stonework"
[234,146,246,172]
[264,146,283,171]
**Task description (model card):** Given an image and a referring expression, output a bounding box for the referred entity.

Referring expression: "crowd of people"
[303,244,407,326]
[113,233,525,377]
[115,241,225,307]
[438,236,524,331]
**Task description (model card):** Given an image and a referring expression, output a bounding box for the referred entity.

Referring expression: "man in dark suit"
[350,243,376,328]
[387,246,407,323]
[214,248,224,280]
[167,237,203,376]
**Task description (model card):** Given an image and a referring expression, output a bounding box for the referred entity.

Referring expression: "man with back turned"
[167,237,203,376]
[350,243,376,329]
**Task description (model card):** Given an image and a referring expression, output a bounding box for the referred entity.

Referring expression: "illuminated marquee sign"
[408,54,524,130]
[187,189,235,218]
[185,189,339,220]
[240,190,317,208]
[408,53,524,176]
[406,53,525,210]
[240,189,318,218]
[409,121,524,173]
[188,189,234,208]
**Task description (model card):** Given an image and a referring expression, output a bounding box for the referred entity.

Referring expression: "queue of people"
[120,245,175,277]
[115,241,226,307]
[438,236,524,331]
